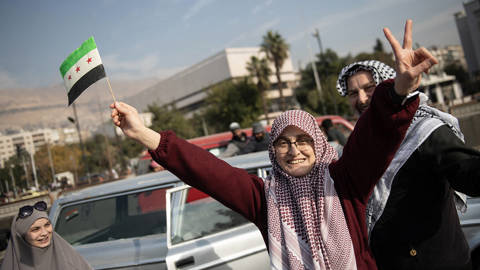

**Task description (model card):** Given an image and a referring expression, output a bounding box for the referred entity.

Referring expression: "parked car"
[49,151,271,270]
[49,147,479,270]
[135,115,354,175]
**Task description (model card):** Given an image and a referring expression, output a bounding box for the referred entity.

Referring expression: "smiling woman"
[0,201,93,270]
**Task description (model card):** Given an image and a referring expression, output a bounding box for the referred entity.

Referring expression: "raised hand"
[110,102,160,150]
[383,20,438,96]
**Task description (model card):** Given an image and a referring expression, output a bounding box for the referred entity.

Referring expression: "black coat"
[370,125,480,270]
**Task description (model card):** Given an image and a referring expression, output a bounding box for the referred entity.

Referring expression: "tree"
[295,49,352,116]
[373,38,385,53]
[147,104,199,139]
[353,39,394,67]
[202,79,262,133]
[444,63,480,95]
[85,134,116,174]
[261,30,290,111]
[246,56,272,123]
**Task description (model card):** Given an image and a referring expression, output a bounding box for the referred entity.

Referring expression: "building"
[429,45,467,72]
[0,128,59,168]
[126,47,299,123]
[454,0,480,77]
[418,72,464,110]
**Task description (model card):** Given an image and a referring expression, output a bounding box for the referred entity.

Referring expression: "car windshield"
[55,187,169,245]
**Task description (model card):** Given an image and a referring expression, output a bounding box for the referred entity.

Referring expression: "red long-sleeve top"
[150,80,419,269]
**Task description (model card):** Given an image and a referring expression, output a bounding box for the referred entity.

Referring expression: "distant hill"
[0,78,159,133]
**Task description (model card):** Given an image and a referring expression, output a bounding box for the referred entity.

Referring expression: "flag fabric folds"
[60,37,106,105]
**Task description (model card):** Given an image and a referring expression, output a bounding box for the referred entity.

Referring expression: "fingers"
[402,19,412,49]
[414,47,438,65]
[114,102,138,115]
[411,58,436,78]
[112,114,122,127]
[383,27,402,58]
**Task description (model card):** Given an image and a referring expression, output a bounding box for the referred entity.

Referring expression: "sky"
[0,0,468,89]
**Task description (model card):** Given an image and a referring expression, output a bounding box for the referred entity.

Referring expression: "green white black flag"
[60,37,106,105]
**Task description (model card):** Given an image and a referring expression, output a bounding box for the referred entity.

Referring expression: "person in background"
[321,119,347,156]
[1,201,92,270]
[321,119,347,146]
[220,122,251,158]
[110,19,437,269]
[250,122,270,152]
[336,56,480,269]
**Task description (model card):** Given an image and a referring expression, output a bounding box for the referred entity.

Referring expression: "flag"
[60,37,106,105]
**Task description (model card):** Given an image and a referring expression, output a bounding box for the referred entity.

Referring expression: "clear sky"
[0,0,467,89]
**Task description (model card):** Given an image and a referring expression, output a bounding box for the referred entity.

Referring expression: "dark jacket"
[251,132,270,152]
[370,125,480,270]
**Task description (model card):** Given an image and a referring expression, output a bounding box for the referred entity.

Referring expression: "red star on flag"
[75,66,80,72]
[87,57,92,64]
[68,75,72,80]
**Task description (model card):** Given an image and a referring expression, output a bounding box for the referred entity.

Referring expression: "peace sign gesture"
[384,20,438,96]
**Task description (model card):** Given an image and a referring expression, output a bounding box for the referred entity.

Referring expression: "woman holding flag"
[111,20,437,269]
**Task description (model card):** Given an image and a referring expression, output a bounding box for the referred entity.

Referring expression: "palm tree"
[261,30,289,111]
[246,56,272,123]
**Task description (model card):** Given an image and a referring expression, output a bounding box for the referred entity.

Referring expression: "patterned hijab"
[336,60,396,96]
[1,207,92,270]
[264,110,356,270]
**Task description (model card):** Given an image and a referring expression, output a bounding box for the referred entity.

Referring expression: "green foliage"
[261,30,290,111]
[203,79,263,133]
[246,56,272,122]
[84,134,116,173]
[444,63,480,95]
[148,104,199,139]
[373,38,385,53]
[0,157,25,192]
[295,39,396,116]
[296,49,352,116]
[117,137,144,158]
[353,39,394,67]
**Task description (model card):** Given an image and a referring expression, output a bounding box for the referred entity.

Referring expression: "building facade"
[126,47,299,123]
[418,73,464,110]
[429,45,467,72]
[454,0,480,77]
[0,129,59,168]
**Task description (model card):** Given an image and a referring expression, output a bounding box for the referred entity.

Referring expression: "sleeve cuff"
[389,85,419,106]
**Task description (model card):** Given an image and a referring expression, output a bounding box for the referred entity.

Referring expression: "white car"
[49,151,271,270]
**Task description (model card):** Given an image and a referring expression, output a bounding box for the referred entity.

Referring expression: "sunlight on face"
[25,218,53,248]
[347,71,376,115]
[274,126,316,177]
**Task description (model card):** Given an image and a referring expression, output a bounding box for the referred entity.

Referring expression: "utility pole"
[307,41,326,115]
[9,165,16,197]
[29,150,39,190]
[312,28,324,55]
[71,102,91,184]
[46,139,56,186]
[96,100,114,180]
[21,155,30,189]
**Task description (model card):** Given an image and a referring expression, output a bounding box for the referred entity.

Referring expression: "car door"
[165,185,270,270]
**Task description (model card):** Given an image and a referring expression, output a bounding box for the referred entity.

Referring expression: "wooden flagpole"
[106,77,117,104]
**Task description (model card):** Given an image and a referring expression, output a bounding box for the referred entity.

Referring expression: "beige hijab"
[0,208,92,270]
